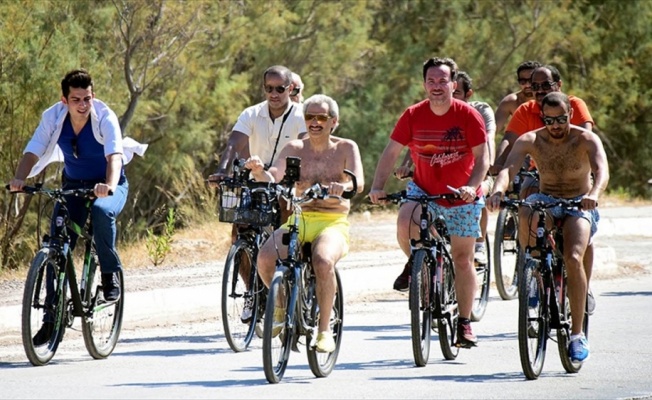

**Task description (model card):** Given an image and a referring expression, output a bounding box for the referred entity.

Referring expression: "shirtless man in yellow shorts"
[245,94,364,353]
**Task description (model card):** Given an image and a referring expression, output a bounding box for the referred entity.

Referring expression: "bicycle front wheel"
[21,248,67,366]
[437,252,459,360]
[409,250,432,367]
[307,268,344,377]
[221,239,258,352]
[471,235,491,322]
[262,267,293,384]
[494,208,521,300]
[82,263,124,359]
[518,259,547,380]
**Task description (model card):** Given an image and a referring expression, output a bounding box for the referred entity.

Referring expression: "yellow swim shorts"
[282,211,350,254]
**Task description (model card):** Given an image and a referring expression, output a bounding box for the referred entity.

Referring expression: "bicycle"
[382,190,485,366]
[262,160,357,383]
[7,184,124,366]
[217,159,279,352]
[493,168,539,300]
[500,197,590,380]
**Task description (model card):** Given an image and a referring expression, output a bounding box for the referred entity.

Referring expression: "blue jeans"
[53,175,128,274]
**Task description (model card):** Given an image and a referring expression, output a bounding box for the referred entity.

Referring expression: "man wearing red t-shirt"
[369,57,489,348]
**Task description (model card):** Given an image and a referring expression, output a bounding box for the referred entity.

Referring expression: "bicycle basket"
[218,181,276,226]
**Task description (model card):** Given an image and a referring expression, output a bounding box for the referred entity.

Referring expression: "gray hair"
[303,94,340,132]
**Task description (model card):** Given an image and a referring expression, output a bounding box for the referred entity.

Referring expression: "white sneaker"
[474,243,487,265]
[240,297,254,323]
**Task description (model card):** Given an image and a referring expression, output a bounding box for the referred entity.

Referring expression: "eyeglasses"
[290,86,301,97]
[517,78,530,85]
[541,114,569,125]
[264,85,290,94]
[304,114,331,123]
[531,81,557,91]
[71,137,79,158]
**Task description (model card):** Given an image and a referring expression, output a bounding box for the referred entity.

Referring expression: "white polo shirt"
[232,101,307,166]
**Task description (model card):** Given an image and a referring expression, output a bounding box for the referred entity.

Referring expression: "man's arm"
[491,131,519,173]
[368,139,403,203]
[208,131,249,185]
[8,153,39,191]
[584,133,609,209]
[493,94,517,140]
[344,140,365,194]
[465,142,489,193]
[488,135,531,211]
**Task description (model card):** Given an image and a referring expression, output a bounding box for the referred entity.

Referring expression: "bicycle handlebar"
[380,190,461,204]
[5,184,112,198]
[500,197,587,210]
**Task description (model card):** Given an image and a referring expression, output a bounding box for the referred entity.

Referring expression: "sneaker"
[528,279,539,308]
[101,273,120,302]
[271,307,285,338]
[240,296,254,323]
[587,288,596,315]
[32,321,54,347]
[474,243,487,265]
[315,331,336,353]
[456,320,478,348]
[568,335,590,363]
[393,262,411,292]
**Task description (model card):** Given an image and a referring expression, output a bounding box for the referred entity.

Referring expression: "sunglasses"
[517,78,530,85]
[290,86,301,97]
[304,113,331,123]
[264,85,290,94]
[541,114,569,125]
[71,137,79,158]
[531,81,557,91]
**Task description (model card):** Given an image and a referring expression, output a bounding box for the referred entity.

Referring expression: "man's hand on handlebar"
[8,178,26,192]
[244,156,265,175]
[580,194,599,210]
[487,191,504,212]
[393,165,413,180]
[368,189,387,205]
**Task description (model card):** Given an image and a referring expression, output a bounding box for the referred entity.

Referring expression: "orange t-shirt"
[506,95,593,136]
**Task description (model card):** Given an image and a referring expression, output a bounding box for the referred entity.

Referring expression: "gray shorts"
[525,193,600,241]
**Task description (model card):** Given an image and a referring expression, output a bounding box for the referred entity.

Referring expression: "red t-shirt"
[391,99,487,206]
[506,95,593,135]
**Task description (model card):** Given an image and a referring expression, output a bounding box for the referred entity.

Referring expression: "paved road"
[0,205,651,398]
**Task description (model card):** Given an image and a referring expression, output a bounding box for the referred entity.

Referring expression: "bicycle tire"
[307,268,344,377]
[82,261,124,359]
[409,250,432,366]
[221,239,258,352]
[262,267,293,384]
[21,248,67,366]
[494,208,521,300]
[471,236,491,322]
[518,259,547,380]
[557,268,589,374]
[437,251,459,360]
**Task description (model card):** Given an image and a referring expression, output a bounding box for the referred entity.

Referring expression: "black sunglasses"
[517,78,530,85]
[531,81,557,91]
[264,85,290,94]
[71,137,79,158]
[290,86,301,97]
[541,114,569,125]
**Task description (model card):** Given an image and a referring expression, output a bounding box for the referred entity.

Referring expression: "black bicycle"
[262,159,357,383]
[501,198,590,380]
[382,190,487,366]
[493,168,539,300]
[217,159,279,352]
[7,184,124,366]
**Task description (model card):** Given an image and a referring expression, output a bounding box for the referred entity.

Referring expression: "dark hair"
[516,60,542,77]
[534,64,562,83]
[457,71,472,94]
[422,57,458,81]
[541,92,570,111]
[61,69,93,98]
[262,65,292,86]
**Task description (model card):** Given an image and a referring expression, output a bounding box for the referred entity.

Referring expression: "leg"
[257,228,288,288]
[91,182,128,274]
[562,217,591,336]
[449,235,477,320]
[393,202,420,291]
[311,230,348,334]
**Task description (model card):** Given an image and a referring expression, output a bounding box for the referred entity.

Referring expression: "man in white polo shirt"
[211,65,306,177]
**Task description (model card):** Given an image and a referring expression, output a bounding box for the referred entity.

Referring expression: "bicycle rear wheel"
[221,239,258,352]
[262,267,293,384]
[471,236,491,322]
[409,250,432,366]
[494,208,521,300]
[437,253,459,360]
[82,260,124,359]
[557,271,589,374]
[518,259,547,380]
[21,248,67,366]
[307,268,344,377]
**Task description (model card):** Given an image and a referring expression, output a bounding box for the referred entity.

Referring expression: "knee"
[312,256,335,280]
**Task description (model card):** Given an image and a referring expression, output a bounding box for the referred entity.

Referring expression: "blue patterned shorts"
[525,193,600,240]
[406,181,483,238]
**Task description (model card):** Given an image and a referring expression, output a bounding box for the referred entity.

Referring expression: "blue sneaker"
[568,336,590,362]
[528,280,539,308]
